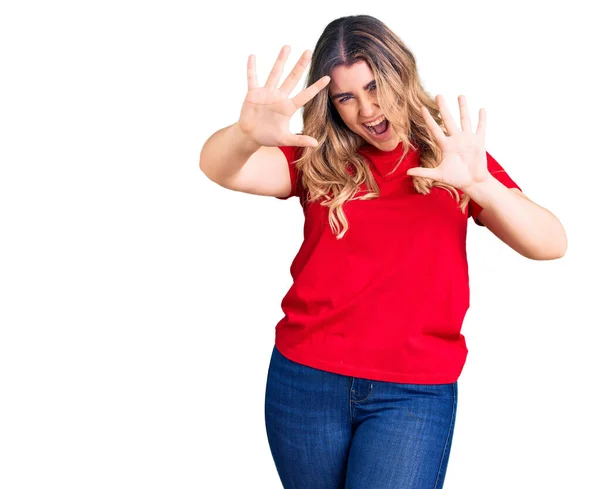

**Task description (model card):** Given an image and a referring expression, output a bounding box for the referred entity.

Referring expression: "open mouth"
[362,118,390,139]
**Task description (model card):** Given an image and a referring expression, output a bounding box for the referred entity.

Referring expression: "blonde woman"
[200,14,567,489]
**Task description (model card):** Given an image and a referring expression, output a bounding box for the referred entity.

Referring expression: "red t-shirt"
[274,141,521,384]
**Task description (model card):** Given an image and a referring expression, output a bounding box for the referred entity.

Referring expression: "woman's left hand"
[406,94,490,192]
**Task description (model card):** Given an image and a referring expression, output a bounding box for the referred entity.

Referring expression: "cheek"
[334,104,362,132]
[338,107,358,126]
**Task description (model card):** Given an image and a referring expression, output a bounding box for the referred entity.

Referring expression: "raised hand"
[237,45,330,148]
[407,95,490,192]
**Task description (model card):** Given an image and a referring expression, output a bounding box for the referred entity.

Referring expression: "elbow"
[539,248,566,261]
[531,220,568,261]
[199,148,206,172]
[199,148,212,179]
[199,141,211,173]
[199,162,214,183]
[528,237,568,261]
[555,239,568,260]
[553,224,569,259]
[199,159,209,179]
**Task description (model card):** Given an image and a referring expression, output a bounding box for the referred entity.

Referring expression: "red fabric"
[468,151,522,225]
[275,145,304,200]
[274,141,521,383]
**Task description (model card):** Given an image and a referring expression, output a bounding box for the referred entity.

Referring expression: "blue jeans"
[264,344,458,489]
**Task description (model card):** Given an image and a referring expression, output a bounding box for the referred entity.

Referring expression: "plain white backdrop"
[1,1,598,487]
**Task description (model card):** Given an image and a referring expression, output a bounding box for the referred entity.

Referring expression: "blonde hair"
[294,14,470,239]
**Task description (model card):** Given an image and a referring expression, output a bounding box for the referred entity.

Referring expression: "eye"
[338,84,376,104]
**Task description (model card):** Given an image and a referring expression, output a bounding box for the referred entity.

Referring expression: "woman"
[200,14,567,489]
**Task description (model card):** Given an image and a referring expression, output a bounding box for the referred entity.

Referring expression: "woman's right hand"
[237,45,330,149]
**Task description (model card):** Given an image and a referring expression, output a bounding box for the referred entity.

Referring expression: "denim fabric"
[264,344,458,489]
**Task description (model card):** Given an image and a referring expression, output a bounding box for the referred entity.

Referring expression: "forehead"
[328,60,374,92]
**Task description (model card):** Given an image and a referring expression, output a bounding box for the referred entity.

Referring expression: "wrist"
[463,173,502,208]
[232,122,262,154]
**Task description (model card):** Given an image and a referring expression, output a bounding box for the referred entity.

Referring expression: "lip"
[363,118,391,141]
[361,116,386,125]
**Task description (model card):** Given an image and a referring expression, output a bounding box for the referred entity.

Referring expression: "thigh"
[264,345,353,489]
[345,381,458,489]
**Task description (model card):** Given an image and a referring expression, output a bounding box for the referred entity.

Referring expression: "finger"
[436,94,460,136]
[292,75,331,108]
[247,54,258,90]
[458,95,472,133]
[265,45,291,89]
[475,108,486,138]
[406,167,440,180]
[279,49,313,97]
[421,105,447,142]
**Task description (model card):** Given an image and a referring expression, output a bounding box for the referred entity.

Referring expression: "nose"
[358,98,378,119]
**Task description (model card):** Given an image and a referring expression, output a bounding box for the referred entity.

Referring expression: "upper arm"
[220,145,301,198]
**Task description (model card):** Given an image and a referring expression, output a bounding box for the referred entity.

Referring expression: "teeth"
[363,116,386,127]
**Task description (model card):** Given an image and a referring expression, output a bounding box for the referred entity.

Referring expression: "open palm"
[238,45,330,148]
[407,95,490,191]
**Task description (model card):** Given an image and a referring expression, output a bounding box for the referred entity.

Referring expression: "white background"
[1,1,598,488]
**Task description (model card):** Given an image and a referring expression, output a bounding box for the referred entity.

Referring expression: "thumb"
[406,167,437,179]
[287,135,319,148]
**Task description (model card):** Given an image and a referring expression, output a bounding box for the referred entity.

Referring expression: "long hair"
[294,14,471,239]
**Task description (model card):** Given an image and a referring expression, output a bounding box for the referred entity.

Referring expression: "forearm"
[199,122,261,184]
[464,176,567,260]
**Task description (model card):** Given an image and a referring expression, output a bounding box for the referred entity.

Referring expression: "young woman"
[200,14,567,489]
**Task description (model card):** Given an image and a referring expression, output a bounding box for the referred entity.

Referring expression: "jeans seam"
[348,378,355,425]
[351,382,374,403]
[433,381,457,489]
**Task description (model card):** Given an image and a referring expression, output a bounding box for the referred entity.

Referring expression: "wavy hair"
[293,14,471,239]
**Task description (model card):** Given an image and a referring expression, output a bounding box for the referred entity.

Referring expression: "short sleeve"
[469,151,522,226]
[276,146,304,200]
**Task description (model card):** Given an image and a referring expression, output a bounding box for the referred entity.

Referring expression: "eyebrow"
[330,79,376,100]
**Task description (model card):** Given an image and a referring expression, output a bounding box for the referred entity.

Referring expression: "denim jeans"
[264,344,458,489]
